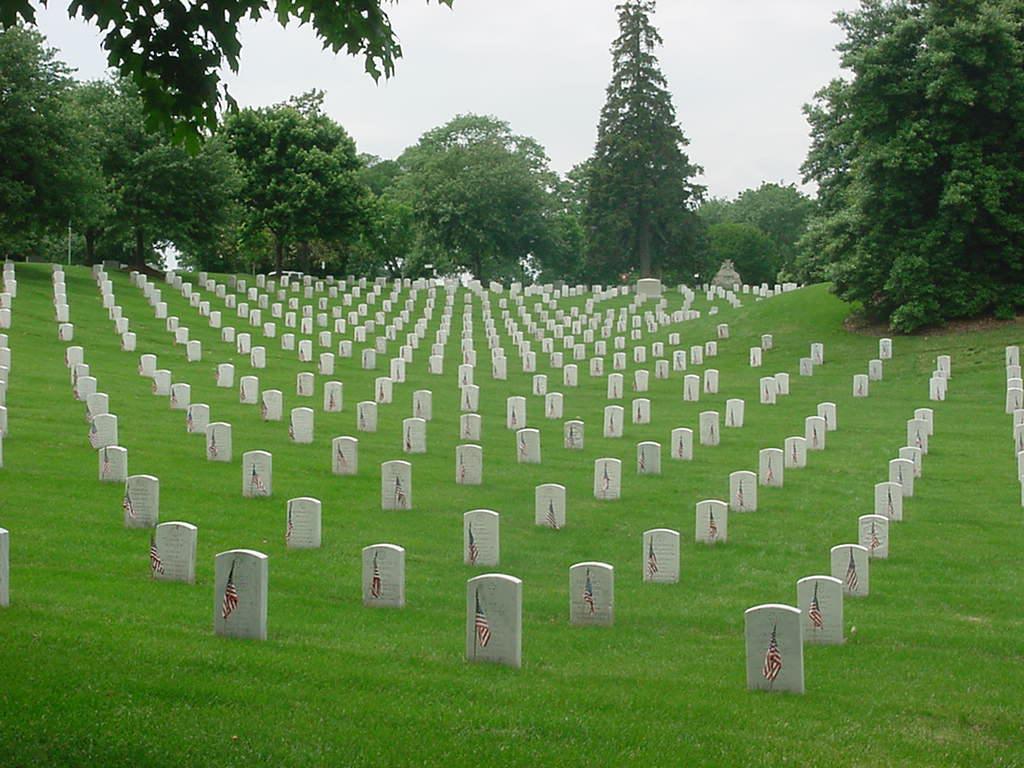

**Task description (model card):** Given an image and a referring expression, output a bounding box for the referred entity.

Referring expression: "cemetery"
[1,0,1022,765]
[0,262,1021,766]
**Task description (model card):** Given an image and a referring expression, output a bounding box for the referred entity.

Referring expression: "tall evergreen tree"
[585,0,704,282]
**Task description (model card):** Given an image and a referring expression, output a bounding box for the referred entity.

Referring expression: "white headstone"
[642,528,679,584]
[242,450,272,497]
[363,544,405,607]
[535,483,566,529]
[730,470,758,512]
[594,457,622,500]
[466,574,522,668]
[695,499,727,544]
[381,460,412,510]
[570,562,614,626]
[151,522,197,583]
[859,514,889,559]
[123,474,159,528]
[744,604,804,693]
[98,445,128,482]
[831,544,869,597]
[285,497,322,549]
[796,576,843,646]
[214,549,268,640]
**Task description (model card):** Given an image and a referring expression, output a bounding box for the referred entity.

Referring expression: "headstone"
[730,470,758,512]
[695,499,727,544]
[186,403,210,434]
[671,427,694,460]
[363,544,406,607]
[242,450,272,497]
[874,481,903,521]
[759,376,777,405]
[889,458,915,497]
[817,402,837,431]
[796,576,843,646]
[506,396,526,430]
[206,422,232,462]
[759,448,784,487]
[214,549,268,640]
[123,474,159,528]
[699,411,720,446]
[784,436,807,468]
[859,514,889,559]
[332,436,358,475]
[516,428,541,464]
[455,444,483,485]
[151,522,197,583]
[852,374,869,397]
[323,380,343,412]
[460,413,482,441]
[899,446,923,478]
[636,441,661,475]
[535,483,566,529]
[907,418,929,454]
[289,407,314,443]
[239,375,259,404]
[357,401,378,432]
[831,544,869,597]
[88,413,118,450]
[594,457,622,500]
[725,398,745,428]
[683,374,700,401]
[466,574,522,668]
[98,445,128,482]
[564,419,584,450]
[381,460,412,510]
[464,509,499,567]
[642,528,680,583]
[570,562,614,626]
[744,604,804,694]
[285,497,322,549]
[805,416,826,450]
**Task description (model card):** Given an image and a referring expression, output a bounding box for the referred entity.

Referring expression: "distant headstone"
[206,422,232,462]
[759,448,784,487]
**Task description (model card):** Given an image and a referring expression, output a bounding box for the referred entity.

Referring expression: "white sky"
[35,0,859,199]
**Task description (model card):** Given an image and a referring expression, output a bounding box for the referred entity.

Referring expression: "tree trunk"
[275,236,285,274]
[134,228,145,266]
[85,229,98,265]
[637,208,652,278]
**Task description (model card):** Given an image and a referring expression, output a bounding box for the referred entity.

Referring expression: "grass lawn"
[0,263,1021,767]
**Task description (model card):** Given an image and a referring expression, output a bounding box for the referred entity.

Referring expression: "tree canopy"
[584,0,704,283]
[801,0,1024,331]
[1,0,452,145]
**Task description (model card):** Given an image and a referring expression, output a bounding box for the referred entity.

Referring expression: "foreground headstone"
[695,499,728,544]
[381,460,412,510]
[859,514,889,559]
[570,562,614,626]
[642,528,680,584]
[535,483,566,529]
[363,544,406,607]
[831,544,869,597]
[214,549,268,640]
[464,509,499,567]
[242,450,272,497]
[796,576,843,645]
[151,522,197,583]
[466,574,522,668]
[123,475,159,528]
[285,497,322,549]
[744,604,804,693]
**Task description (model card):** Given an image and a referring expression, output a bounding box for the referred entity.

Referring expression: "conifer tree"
[585,0,704,282]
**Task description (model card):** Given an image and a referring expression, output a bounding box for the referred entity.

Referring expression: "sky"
[34,0,861,200]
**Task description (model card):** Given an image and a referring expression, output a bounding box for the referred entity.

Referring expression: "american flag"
[336,444,348,472]
[377,382,385,401]
[812,426,819,448]
[170,389,177,407]
[567,424,577,448]
[370,552,382,598]
[736,479,745,510]
[393,475,407,508]
[359,407,366,429]
[600,462,611,495]
[458,453,466,484]
[677,434,685,458]
[509,407,517,427]
[149,534,164,576]
[286,503,294,543]
[808,583,823,629]
[208,431,218,459]
[415,398,421,417]
[868,521,881,552]
[249,464,267,495]
[186,409,194,432]
[766,456,775,484]
[122,485,137,519]
[328,390,336,410]
[762,623,783,683]
[635,404,641,422]
[260,399,269,420]
[474,589,491,648]
[89,420,99,448]
[221,560,239,620]
[582,569,596,614]
[845,549,859,592]
[709,421,716,442]
[639,448,646,472]
[646,536,659,578]
[467,525,479,565]
[239,383,247,401]
[518,435,527,460]
[857,379,864,396]
[886,487,895,517]
[607,411,615,433]
[791,442,798,464]
[546,498,559,530]
[405,427,412,452]
[151,378,159,395]
[101,448,111,479]
[462,390,471,410]
[708,509,718,540]
[727,408,734,427]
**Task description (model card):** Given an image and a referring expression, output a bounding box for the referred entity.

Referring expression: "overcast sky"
[35,0,860,199]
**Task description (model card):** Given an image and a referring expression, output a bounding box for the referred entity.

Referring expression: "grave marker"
[214,549,268,640]
[363,544,406,607]
[466,574,522,668]
[151,522,197,583]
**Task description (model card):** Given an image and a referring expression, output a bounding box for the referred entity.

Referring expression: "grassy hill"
[0,264,1021,766]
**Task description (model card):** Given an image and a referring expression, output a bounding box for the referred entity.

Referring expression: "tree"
[225,91,365,273]
[706,222,777,286]
[397,113,556,282]
[801,0,1024,331]
[1,1,453,145]
[0,25,95,257]
[584,0,704,283]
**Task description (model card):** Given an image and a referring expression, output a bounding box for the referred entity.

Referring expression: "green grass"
[1,264,1022,767]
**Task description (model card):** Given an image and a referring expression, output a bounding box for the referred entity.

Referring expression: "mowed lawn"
[0,263,1021,767]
